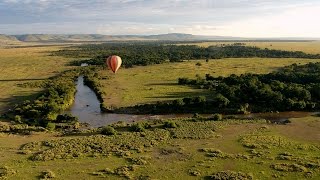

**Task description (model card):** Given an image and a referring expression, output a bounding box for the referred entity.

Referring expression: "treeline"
[10,67,101,130]
[117,63,320,114]
[53,43,320,68]
[177,62,320,112]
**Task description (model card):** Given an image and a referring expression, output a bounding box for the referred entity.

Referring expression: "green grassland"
[1,116,319,179]
[0,46,75,113]
[99,58,320,108]
[185,41,320,54]
[0,43,320,179]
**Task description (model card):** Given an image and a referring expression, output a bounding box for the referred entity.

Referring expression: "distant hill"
[1,33,319,43]
[0,34,19,42]
[0,33,243,43]
[145,33,242,41]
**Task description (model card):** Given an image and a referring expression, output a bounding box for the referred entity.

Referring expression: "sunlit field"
[99,58,320,108]
[0,43,319,180]
[1,116,319,179]
[186,41,320,54]
[0,46,74,113]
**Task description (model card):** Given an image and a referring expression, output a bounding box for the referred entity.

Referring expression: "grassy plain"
[99,58,320,108]
[185,41,320,54]
[0,46,75,113]
[0,42,319,179]
[1,116,319,179]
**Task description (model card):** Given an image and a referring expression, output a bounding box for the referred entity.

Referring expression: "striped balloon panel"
[106,55,122,73]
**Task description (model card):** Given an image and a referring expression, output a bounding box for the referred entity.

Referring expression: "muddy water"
[66,76,317,127]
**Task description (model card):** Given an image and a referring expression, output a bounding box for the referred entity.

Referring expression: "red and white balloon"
[106,55,122,73]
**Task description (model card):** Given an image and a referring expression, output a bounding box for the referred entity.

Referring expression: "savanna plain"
[0,41,320,180]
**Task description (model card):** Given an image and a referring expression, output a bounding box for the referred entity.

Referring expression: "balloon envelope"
[106,55,122,73]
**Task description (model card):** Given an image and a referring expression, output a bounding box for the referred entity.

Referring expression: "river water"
[66,76,316,127]
[66,76,187,127]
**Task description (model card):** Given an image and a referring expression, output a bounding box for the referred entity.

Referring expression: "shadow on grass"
[0,92,43,114]
[146,82,178,86]
[0,78,45,82]
[146,91,212,100]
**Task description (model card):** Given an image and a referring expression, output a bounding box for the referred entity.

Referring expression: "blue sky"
[1,0,320,37]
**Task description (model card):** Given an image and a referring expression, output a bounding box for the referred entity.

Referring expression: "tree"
[213,94,230,108]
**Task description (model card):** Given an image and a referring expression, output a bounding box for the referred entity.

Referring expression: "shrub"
[189,169,201,176]
[270,163,307,172]
[0,123,10,132]
[101,126,117,135]
[163,121,177,128]
[196,62,202,66]
[56,114,78,123]
[14,115,22,123]
[192,113,201,119]
[130,123,145,132]
[46,123,56,131]
[193,96,206,104]
[206,170,253,180]
[172,99,185,107]
[127,157,148,165]
[0,166,16,178]
[183,97,192,105]
[212,114,223,121]
[200,148,230,158]
[40,170,55,179]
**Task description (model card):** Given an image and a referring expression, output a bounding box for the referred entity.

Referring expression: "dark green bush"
[56,114,78,123]
[130,123,146,132]
[46,123,56,131]
[270,163,307,172]
[163,121,177,128]
[101,126,117,135]
[40,170,55,179]
[206,170,253,180]
[212,114,223,121]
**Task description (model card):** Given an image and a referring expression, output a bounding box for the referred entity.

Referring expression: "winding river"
[66,76,316,127]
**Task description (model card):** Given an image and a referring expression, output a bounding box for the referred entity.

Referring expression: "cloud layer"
[1,0,320,37]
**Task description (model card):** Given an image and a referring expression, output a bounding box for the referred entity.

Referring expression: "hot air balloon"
[106,55,122,73]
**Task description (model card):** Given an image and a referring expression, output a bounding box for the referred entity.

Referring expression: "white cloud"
[0,0,320,37]
[213,3,320,37]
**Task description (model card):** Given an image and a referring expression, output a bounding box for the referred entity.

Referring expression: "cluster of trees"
[177,62,320,113]
[116,95,235,114]
[82,67,105,102]
[118,62,320,114]
[54,43,320,68]
[11,67,100,129]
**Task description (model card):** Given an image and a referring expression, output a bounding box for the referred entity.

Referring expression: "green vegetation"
[0,117,317,179]
[206,171,253,180]
[2,66,102,131]
[40,170,56,179]
[0,46,75,113]
[55,43,320,68]
[100,126,117,135]
[1,42,320,180]
[114,63,320,114]
[191,41,320,54]
[176,62,320,113]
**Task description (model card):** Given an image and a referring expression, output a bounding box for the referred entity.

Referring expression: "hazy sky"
[1,0,320,37]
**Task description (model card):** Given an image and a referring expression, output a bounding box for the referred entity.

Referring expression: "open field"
[185,41,320,54]
[1,116,319,179]
[99,58,320,108]
[0,43,319,179]
[0,46,75,113]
